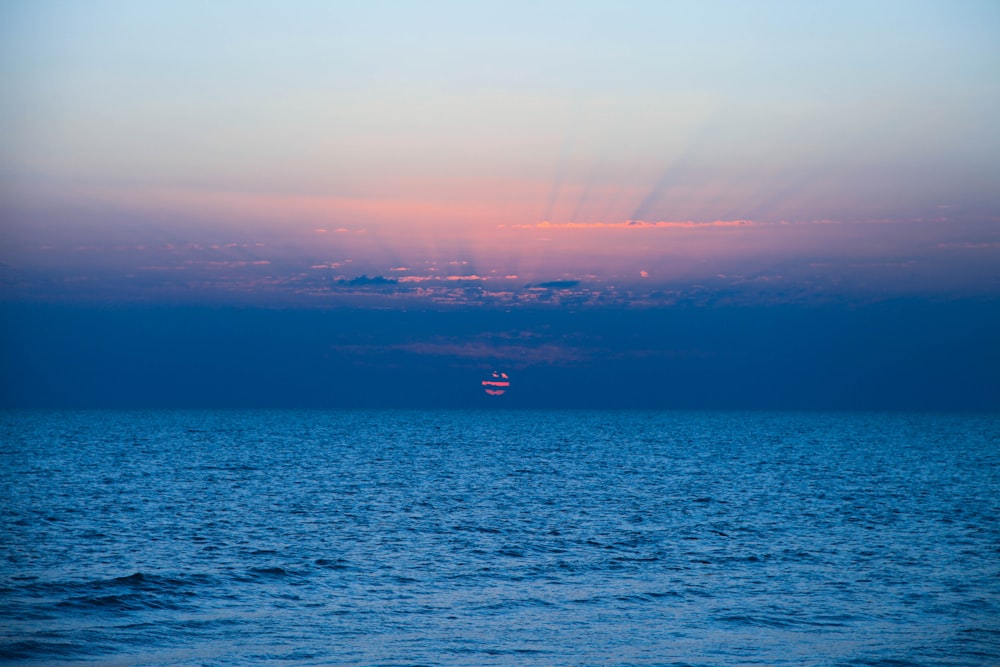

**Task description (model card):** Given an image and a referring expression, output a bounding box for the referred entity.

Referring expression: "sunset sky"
[2,1,999,408]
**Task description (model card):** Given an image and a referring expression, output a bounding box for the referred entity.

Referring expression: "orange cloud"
[513,219,754,230]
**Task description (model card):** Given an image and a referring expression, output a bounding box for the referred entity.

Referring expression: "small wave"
[452,524,501,534]
[646,590,682,599]
[610,555,661,563]
[716,613,795,629]
[476,597,555,611]
[840,660,925,667]
[315,557,351,570]
[497,547,524,557]
[584,539,615,549]
[58,592,180,612]
[570,596,602,605]
[603,590,682,604]
[616,593,659,603]
[716,613,851,629]
[9,571,213,618]
[196,464,261,472]
[0,639,93,661]
[44,572,211,613]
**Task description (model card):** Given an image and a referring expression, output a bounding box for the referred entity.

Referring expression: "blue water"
[1,410,998,666]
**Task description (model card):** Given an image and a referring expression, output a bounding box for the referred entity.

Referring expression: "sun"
[482,371,510,396]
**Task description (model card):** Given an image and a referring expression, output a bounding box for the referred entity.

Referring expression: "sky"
[1,1,999,408]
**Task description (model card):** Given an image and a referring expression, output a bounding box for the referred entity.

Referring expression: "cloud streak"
[511,219,754,230]
[332,340,591,366]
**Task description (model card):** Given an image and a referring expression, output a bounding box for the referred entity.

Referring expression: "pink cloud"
[513,219,754,230]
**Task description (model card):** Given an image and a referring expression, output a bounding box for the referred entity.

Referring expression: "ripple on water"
[1,410,998,666]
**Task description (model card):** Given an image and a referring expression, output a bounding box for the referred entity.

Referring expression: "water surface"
[1,410,998,665]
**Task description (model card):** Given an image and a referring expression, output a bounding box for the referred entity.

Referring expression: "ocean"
[1,410,997,666]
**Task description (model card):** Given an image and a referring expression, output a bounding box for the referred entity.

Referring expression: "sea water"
[1,410,998,666]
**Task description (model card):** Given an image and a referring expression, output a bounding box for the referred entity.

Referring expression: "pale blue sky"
[1,0,999,299]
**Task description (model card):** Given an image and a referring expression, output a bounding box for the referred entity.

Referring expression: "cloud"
[330,338,593,366]
[401,341,591,365]
[936,242,1000,249]
[342,275,398,286]
[533,280,581,289]
[512,219,754,230]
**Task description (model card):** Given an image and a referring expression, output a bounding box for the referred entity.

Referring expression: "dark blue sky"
[3,299,997,410]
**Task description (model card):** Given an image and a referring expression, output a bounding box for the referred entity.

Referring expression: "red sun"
[482,371,510,396]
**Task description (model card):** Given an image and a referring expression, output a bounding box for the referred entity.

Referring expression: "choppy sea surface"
[1,410,998,666]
